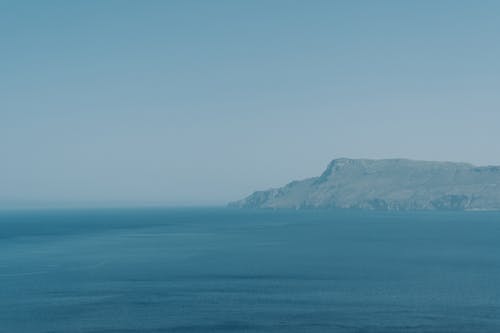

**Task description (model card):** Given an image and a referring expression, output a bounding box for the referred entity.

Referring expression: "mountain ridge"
[229,158,500,211]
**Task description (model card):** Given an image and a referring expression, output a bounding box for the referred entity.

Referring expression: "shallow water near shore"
[1,208,500,332]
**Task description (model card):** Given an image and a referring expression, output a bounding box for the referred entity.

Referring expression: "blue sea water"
[1,208,500,333]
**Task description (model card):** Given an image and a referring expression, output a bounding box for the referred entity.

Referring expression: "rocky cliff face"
[229,158,500,211]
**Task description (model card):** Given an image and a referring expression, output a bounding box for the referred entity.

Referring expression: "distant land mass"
[229,158,500,211]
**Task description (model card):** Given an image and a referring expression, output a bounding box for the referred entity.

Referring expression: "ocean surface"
[1,208,500,333]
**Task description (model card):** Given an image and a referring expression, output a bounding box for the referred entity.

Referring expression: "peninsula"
[229,158,500,211]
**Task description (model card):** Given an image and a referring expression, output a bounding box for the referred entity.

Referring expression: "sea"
[1,208,500,333]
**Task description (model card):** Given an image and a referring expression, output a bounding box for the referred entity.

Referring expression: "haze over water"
[2,208,500,333]
[3,1,500,208]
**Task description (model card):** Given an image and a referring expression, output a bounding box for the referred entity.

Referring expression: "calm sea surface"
[1,208,500,333]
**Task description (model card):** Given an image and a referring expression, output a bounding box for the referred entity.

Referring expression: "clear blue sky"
[1,0,500,206]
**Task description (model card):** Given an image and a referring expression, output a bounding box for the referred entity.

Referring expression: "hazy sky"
[2,0,500,206]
